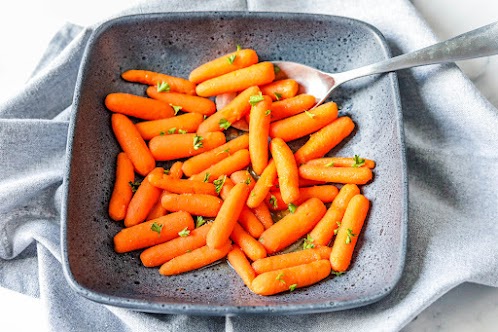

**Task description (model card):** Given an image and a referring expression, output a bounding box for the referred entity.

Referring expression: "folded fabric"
[0,0,497,331]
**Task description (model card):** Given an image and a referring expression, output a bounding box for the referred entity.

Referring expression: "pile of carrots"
[107,46,374,296]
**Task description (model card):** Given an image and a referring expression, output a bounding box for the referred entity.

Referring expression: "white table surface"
[0,1,497,331]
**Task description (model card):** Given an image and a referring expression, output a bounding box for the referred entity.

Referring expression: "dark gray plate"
[62,12,407,315]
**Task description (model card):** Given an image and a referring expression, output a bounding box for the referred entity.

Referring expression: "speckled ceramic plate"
[62,12,407,315]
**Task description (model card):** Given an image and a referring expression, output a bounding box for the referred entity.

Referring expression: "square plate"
[62,12,407,315]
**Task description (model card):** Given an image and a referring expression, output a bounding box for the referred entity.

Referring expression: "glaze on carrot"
[161,193,223,217]
[146,86,216,116]
[135,113,204,140]
[260,79,299,101]
[189,149,251,183]
[108,152,135,221]
[148,169,217,195]
[251,248,321,274]
[249,95,272,175]
[270,138,300,204]
[230,223,267,261]
[299,165,373,185]
[270,94,316,122]
[121,69,196,95]
[227,245,257,288]
[305,157,375,169]
[149,132,226,161]
[105,93,174,120]
[246,160,277,208]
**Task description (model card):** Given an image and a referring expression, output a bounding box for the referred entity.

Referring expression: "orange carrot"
[227,245,257,288]
[111,114,156,177]
[251,203,274,230]
[105,93,174,120]
[146,86,216,116]
[269,101,338,142]
[148,170,217,195]
[181,134,249,177]
[305,157,375,169]
[197,86,260,135]
[330,195,370,272]
[251,248,322,274]
[196,62,275,97]
[230,170,256,190]
[189,149,251,183]
[246,160,277,208]
[149,132,226,161]
[206,182,250,249]
[297,177,327,187]
[140,223,212,267]
[168,161,184,179]
[108,152,135,221]
[121,69,196,95]
[135,113,204,140]
[266,185,339,211]
[299,164,373,185]
[114,211,194,253]
[314,245,332,259]
[331,184,361,211]
[260,79,299,101]
[294,116,355,164]
[161,193,223,217]
[258,198,326,254]
[270,94,316,122]
[146,190,169,221]
[124,168,163,227]
[249,95,272,175]
[230,223,267,261]
[159,241,232,276]
[250,260,331,296]
[189,49,259,83]
[270,138,300,204]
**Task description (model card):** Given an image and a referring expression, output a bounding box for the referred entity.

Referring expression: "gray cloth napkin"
[1,0,497,331]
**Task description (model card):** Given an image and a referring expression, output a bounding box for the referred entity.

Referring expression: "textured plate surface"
[62,12,407,315]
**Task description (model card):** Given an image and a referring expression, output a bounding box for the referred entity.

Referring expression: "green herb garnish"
[227,54,236,64]
[151,222,163,234]
[345,228,356,244]
[303,234,315,249]
[157,81,170,92]
[193,135,204,150]
[178,129,187,134]
[288,203,297,214]
[265,109,272,116]
[352,155,365,167]
[219,118,231,130]
[196,216,206,228]
[269,195,278,209]
[274,92,282,101]
[289,284,297,292]
[129,181,141,193]
[168,127,177,134]
[276,272,285,283]
[304,110,316,119]
[249,92,264,106]
[203,172,211,183]
[213,175,227,194]
[178,227,190,237]
[170,104,182,115]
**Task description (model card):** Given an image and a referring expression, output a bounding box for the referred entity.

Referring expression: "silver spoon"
[273,21,498,107]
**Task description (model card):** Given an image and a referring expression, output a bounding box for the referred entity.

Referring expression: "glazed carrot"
[294,116,355,164]
[111,114,156,176]
[124,168,163,227]
[159,241,232,276]
[266,185,339,211]
[108,152,135,221]
[161,193,223,217]
[269,101,339,142]
[260,79,299,101]
[182,134,249,177]
[251,260,331,296]
[196,62,275,97]
[230,170,256,190]
[206,182,250,249]
[197,86,260,135]
[314,245,332,259]
[189,149,251,183]
[105,93,174,120]
[269,94,316,122]
[140,223,212,267]
[230,223,267,261]
[149,132,226,161]
[146,86,216,116]
[146,191,169,221]
[246,160,277,208]
[330,195,370,272]
[270,138,299,204]
[114,211,194,253]
[189,49,259,83]
[148,170,217,195]
[305,157,375,169]
[251,248,321,274]
[168,161,184,179]
[135,113,204,140]
[227,245,257,288]
[258,198,326,254]
[121,69,196,95]
[299,165,373,185]
[249,95,272,175]
[251,203,274,229]
[331,184,361,211]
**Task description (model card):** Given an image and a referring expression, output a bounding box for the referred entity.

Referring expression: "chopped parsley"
[159,131,165,136]
[269,195,278,209]
[178,227,190,237]
[276,272,285,283]
[273,65,281,74]
[288,203,297,214]
[164,169,170,175]
[304,110,316,119]
[236,44,242,51]
[274,92,282,101]
[170,104,182,115]
[193,135,204,150]
[128,181,141,193]
[244,177,252,185]
[325,161,334,167]
[196,216,206,228]
[331,271,345,277]
[168,127,177,134]
[302,234,315,249]
[203,172,211,183]
[265,109,272,116]
[219,118,231,130]
[157,81,170,92]
[289,284,297,292]
[213,175,227,194]
[216,148,231,156]
[178,129,187,134]
[352,155,365,168]
[151,222,163,234]
[345,228,357,244]
[227,54,236,64]
[249,93,264,106]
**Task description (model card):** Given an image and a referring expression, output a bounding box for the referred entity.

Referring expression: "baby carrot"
[140,223,212,267]
[159,241,232,276]
[294,116,355,164]
[124,168,163,227]
[146,191,169,221]
[269,101,338,142]
[146,86,216,116]
[330,195,370,272]
[270,138,300,204]
[227,245,257,288]
[161,193,223,217]
[149,132,226,161]
[260,79,299,101]
[266,185,339,211]
[189,149,251,183]
[135,113,204,140]
[305,157,375,169]
[269,94,316,122]
[299,164,373,185]
[111,114,156,177]
[297,177,327,187]
[181,134,249,177]
[258,198,326,254]
[251,259,331,296]
[189,49,259,83]
[148,170,217,195]
[331,184,361,211]
[196,62,275,97]
[108,152,135,221]
[251,203,274,229]
[230,170,256,190]
[251,249,322,274]
[230,223,267,261]
[105,93,174,120]
[168,161,184,179]
[314,245,332,259]
[249,95,272,175]
[246,160,277,208]
[114,211,194,253]
[197,86,260,135]
[206,182,250,249]
[121,69,196,95]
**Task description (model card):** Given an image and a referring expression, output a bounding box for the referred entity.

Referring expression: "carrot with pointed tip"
[299,164,373,185]
[108,152,135,221]
[305,157,375,169]
[249,94,272,175]
[149,132,226,161]
[270,94,316,122]
[146,162,185,220]
[260,79,299,101]
[146,87,216,116]
[148,170,217,196]
[266,185,339,211]
[105,93,174,120]
[189,149,251,183]
[135,113,204,140]
[121,69,196,95]
[270,138,300,204]
[230,223,267,261]
[161,193,223,217]
[251,248,322,274]
[227,245,257,288]
[230,170,256,190]
[251,203,274,230]
[246,160,277,208]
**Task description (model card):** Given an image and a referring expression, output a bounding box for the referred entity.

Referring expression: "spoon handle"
[334,21,498,84]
